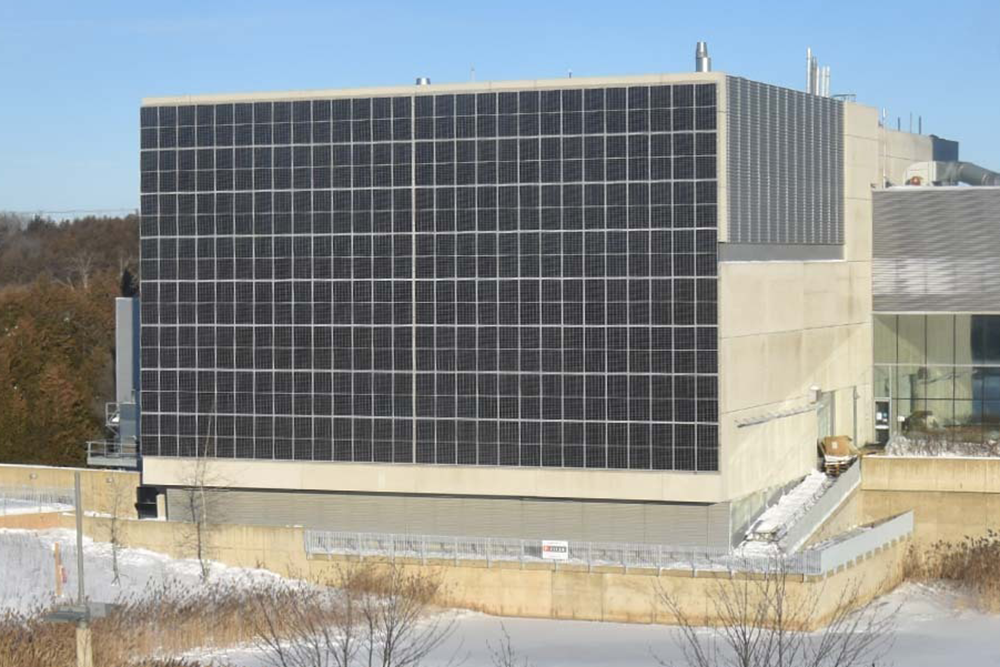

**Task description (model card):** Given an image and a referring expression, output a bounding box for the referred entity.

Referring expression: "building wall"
[166,486,733,547]
[715,104,938,499]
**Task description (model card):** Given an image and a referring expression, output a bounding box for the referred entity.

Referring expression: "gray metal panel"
[726,77,844,246]
[115,297,140,404]
[166,488,732,548]
[873,188,1000,312]
[719,243,843,261]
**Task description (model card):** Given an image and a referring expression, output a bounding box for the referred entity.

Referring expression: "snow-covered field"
[0,527,280,615]
[2,529,999,666]
[212,583,1000,667]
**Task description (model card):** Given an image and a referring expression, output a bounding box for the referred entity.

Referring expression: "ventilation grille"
[874,188,1000,312]
[726,77,844,246]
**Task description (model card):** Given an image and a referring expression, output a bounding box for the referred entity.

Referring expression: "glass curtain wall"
[874,313,1000,444]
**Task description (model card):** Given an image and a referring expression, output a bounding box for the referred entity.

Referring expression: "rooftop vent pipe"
[415,77,431,86]
[695,42,711,72]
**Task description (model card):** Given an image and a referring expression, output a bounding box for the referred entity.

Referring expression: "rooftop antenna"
[470,65,475,82]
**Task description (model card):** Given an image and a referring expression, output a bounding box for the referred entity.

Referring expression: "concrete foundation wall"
[0,464,140,518]
[62,510,905,631]
[860,456,1000,548]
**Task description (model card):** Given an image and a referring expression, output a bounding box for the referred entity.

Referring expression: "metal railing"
[813,511,913,573]
[86,440,139,465]
[0,485,75,515]
[306,530,820,574]
[780,462,861,552]
[304,511,914,577]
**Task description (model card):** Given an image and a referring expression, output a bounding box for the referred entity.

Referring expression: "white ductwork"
[905,161,1000,187]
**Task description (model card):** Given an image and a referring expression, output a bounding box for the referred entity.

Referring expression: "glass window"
[923,366,953,400]
[897,315,925,365]
[873,314,897,365]
[873,365,893,399]
[895,366,922,400]
[955,315,975,366]
[973,316,1000,364]
[926,315,954,365]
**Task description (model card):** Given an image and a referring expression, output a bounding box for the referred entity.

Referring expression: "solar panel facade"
[138,82,720,472]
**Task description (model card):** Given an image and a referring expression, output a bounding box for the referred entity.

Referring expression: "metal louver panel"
[873,188,1000,312]
[166,487,734,547]
[726,76,844,246]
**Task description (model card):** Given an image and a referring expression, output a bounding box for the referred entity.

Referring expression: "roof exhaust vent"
[415,77,431,86]
[695,42,711,72]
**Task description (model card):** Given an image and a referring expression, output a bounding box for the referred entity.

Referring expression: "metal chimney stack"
[695,42,711,72]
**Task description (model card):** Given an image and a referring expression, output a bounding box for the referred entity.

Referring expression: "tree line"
[0,213,138,466]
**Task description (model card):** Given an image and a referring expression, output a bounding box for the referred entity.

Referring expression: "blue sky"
[0,0,996,215]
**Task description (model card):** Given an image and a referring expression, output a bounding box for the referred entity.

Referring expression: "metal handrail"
[86,440,139,459]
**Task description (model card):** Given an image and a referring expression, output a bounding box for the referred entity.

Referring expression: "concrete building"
[874,183,1000,446]
[133,54,946,547]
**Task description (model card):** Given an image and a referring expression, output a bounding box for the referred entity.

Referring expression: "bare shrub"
[655,558,897,667]
[246,561,458,667]
[905,530,1000,611]
[488,623,533,667]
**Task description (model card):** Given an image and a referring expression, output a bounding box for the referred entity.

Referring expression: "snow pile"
[0,528,282,615]
[885,434,1000,458]
[739,471,833,555]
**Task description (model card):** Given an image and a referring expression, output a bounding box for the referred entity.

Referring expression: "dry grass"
[905,530,1000,611]
[0,577,304,667]
[0,563,453,667]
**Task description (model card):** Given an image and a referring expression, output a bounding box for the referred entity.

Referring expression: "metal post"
[74,472,85,605]
[453,537,459,566]
[519,539,524,569]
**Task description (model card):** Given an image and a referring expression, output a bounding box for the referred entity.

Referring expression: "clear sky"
[0,0,996,215]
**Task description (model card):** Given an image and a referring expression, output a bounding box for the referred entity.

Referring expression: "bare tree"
[247,562,458,667]
[67,250,96,289]
[488,624,533,667]
[175,415,227,582]
[104,472,135,585]
[655,557,898,667]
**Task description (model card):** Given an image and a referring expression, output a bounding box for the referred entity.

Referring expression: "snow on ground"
[0,528,282,615]
[738,470,832,556]
[3,529,999,666]
[211,582,1000,667]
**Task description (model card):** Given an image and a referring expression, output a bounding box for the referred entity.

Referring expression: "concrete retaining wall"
[860,456,1000,548]
[64,510,905,631]
[0,463,140,518]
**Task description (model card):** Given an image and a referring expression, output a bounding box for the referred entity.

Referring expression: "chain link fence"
[0,485,75,516]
